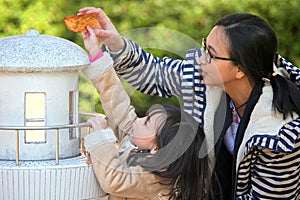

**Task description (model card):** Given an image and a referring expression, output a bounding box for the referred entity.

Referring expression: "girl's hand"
[88,115,108,130]
[79,7,125,52]
[82,26,100,57]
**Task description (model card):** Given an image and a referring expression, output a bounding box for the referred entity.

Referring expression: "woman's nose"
[199,51,206,65]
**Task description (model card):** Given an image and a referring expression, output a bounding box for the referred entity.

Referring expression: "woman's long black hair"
[215,13,300,119]
[127,104,219,199]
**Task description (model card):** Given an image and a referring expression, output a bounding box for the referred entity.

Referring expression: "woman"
[79,8,300,199]
[81,27,218,199]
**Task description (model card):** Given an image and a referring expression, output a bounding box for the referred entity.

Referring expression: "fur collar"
[236,84,299,169]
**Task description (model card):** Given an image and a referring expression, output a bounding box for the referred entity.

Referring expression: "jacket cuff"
[83,128,117,153]
[82,52,113,81]
[104,37,127,57]
[104,37,131,69]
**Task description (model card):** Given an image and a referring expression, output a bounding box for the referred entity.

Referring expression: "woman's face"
[130,112,165,150]
[199,26,239,88]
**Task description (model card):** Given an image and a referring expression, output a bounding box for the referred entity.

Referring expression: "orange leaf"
[63,14,101,33]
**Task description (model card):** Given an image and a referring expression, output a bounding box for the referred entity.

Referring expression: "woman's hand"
[79,7,125,52]
[88,115,108,130]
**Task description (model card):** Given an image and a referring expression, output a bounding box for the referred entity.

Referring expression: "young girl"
[81,27,218,199]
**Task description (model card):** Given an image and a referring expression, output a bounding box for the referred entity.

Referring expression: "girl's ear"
[236,66,246,79]
[150,146,159,154]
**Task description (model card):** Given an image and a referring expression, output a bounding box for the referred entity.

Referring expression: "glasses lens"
[206,49,211,64]
[202,38,211,64]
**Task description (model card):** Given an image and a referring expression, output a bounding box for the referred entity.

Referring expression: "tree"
[0,0,299,116]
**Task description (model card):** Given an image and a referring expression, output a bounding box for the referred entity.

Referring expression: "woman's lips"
[201,70,207,77]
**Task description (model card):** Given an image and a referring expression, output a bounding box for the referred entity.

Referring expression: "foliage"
[0,0,299,116]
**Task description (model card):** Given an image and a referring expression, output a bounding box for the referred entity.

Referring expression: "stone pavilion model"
[0,30,105,200]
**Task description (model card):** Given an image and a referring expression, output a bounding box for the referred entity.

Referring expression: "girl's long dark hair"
[215,13,300,119]
[127,105,219,199]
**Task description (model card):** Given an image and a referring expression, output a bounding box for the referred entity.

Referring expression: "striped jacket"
[107,38,300,199]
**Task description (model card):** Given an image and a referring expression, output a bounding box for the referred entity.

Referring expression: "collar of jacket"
[234,83,299,169]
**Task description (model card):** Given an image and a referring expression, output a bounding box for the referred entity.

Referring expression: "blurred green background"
[0,0,299,116]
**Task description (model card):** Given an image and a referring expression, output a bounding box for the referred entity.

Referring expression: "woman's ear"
[236,66,246,79]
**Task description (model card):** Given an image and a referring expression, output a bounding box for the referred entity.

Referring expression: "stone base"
[0,156,106,200]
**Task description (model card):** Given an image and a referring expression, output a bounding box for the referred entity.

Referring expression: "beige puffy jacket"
[83,53,172,200]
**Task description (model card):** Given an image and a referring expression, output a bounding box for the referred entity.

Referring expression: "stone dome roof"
[0,30,89,72]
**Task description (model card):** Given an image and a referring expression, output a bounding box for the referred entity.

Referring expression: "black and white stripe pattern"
[114,39,206,127]
[277,54,300,88]
[237,119,300,199]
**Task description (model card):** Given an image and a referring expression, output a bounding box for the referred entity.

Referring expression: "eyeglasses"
[202,38,236,64]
